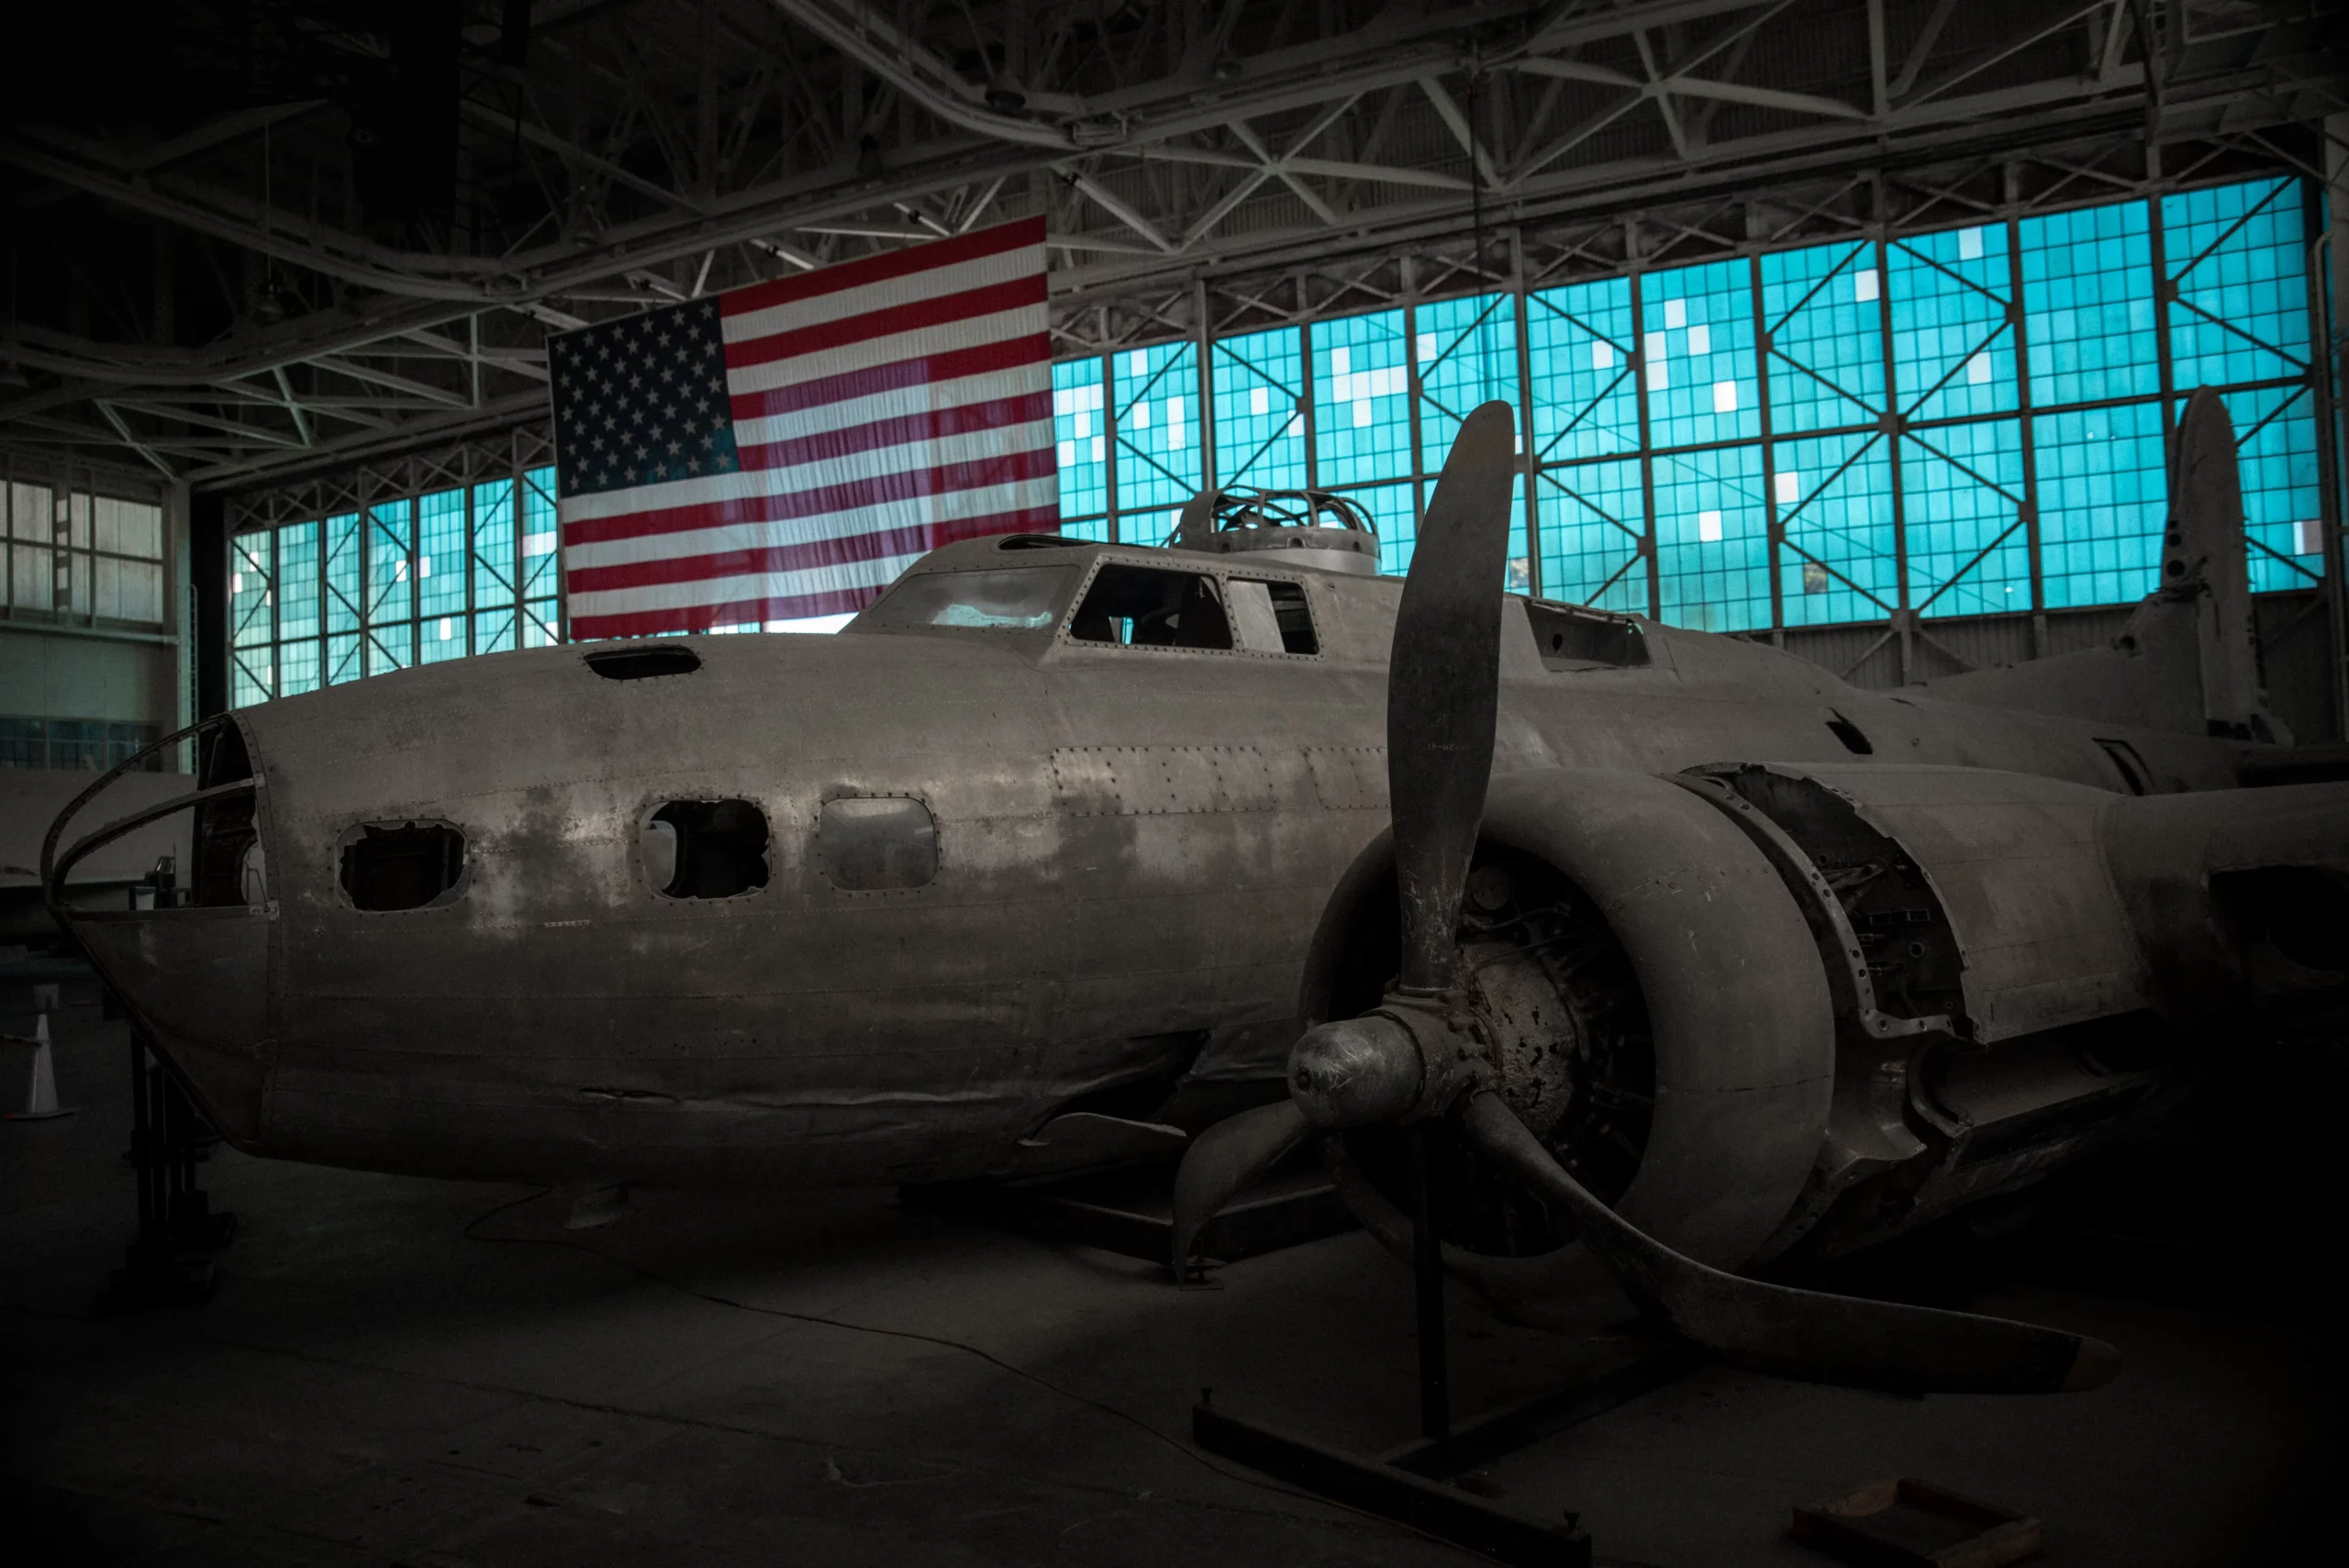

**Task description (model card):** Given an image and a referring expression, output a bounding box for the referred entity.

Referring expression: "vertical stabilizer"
[2166,388,2281,741]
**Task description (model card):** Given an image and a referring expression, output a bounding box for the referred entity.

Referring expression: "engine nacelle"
[1301,762,2216,1322]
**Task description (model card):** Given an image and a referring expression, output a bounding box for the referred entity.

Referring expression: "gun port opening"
[341,822,467,911]
[644,799,769,899]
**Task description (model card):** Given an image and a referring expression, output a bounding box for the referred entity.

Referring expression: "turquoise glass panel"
[1052,358,1109,522]
[1763,240,1885,434]
[1213,327,1308,492]
[2038,402,2168,608]
[326,632,362,685]
[276,522,318,646]
[1639,261,1760,450]
[277,639,319,698]
[417,488,466,622]
[1773,431,1896,628]
[1112,342,1202,513]
[229,647,272,709]
[473,607,516,657]
[1055,515,1111,543]
[2163,177,2310,390]
[1537,459,1646,615]
[323,511,362,636]
[1417,293,1520,472]
[1888,223,2015,421]
[1314,310,1414,489]
[522,597,561,648]
[229,531,272,650]
[2188,384,2324,593]
[472,479,516,615]
[1653,444,1769,632]
[1342,483,1419,577]
[1902,421,2030,617]
[521,467,562,599]
[2021,201,2158,406]
[1527,276,1639,462]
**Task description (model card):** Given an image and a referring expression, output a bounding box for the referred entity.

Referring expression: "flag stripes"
[549,217,1056,637]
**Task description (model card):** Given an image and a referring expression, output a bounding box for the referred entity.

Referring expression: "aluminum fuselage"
[75,539,2248,1189]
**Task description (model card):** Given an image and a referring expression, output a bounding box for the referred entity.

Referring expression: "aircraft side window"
[1068,565,1233,651]
[862,565,1074,631]
[645,799,769,899]
[818,796,939,891]
[1226,579,1318,655]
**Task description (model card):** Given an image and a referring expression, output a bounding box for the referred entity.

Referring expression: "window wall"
[6,479,168,627]
[1052,174,2329,634]
[229,464,562,707]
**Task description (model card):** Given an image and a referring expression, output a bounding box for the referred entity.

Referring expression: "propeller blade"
[1457,1092,2118,1395]
[1388,401,1520,993]
[1170,1099,1313,1276]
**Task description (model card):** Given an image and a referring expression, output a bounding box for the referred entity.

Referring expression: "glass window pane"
[1312,312,1413,489]
[2021,201,2158,407]
[1418,293,1520,471]
[1889,224,2016,422]
[279,639,320,697]
[70,492,91,550]
[2192,384,2323,593]
[1213,327,1307,493]
[418,488,467,621]
[1774,432,1896,628]
[1537,460,1646,615]
[473,607,517,655]
[11,543,52,610]
[326,632,363,685]
[1052,359,1110,522]
[368,499,414,629]
[10,484,52,540]
[1111,342,1202,514]
[324,512,363,635]
[2038,401,2167,608]
[472,479,517,611]
[522,596,562,648]
[231,646,273,708]
[1528,275,1638,463]
[2163,177,2310,390]
[230,533,273,647]
[1639,263,1758,450]
[1764,240,1886,434]
[1902,421,2030,618]
[521,468,562,599]
[1056,515,1111,543]
[1653,444,1769,632]
[277,522,319,646]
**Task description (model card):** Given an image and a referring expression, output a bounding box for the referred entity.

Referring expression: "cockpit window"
[862,566,1074,631]
[1069,565,1233,650]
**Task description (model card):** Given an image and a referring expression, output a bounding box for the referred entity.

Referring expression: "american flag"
[546,217,1057,638]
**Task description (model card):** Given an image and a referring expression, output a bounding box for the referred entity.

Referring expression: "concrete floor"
[3,993,2338,1568]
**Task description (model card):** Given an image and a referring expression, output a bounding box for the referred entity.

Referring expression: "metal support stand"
[1193,1132,1696,1566]
[103,1021,235,1308]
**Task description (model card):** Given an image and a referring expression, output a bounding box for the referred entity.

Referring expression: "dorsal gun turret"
[1166,488,1381,575]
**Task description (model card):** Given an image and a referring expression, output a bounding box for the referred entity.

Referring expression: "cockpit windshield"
[860,565,1076,632]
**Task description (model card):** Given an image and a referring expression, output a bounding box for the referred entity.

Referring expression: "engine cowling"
[1298,767,1836,1324]
[1298,762,2242,1323]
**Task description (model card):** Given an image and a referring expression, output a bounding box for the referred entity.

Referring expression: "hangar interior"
[4,3,2347,1565]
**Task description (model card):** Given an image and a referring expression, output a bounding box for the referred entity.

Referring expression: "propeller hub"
[1286,1014,1423,1129]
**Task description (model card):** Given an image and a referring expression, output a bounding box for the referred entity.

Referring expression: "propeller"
[1167,399,2120,1395]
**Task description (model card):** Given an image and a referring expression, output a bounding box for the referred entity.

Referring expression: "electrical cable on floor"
[462,1185,1473,1553]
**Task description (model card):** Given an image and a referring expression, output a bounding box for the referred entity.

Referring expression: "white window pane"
[13,543,52,609]
[1687,324,1710,357]
[1644,331,1669,362]
[1132,400,1150,428]
[1353,398,1372,428]
[1713,380,1738,413]
[1251,386,1270,416]
[1059,439,1076,467]
[1698,510,1723,542]
[1664,299,1687,328]
[1417,332,1438,362]
[1967,353,1993,384]
[1776,471,1800,504]
[11,484,52,541]
[1958,227,1985,261]
[1330,346,1352,374]
[1592,340,1614,371]
[1854,267,1880,303]
[1649,357,1669,390]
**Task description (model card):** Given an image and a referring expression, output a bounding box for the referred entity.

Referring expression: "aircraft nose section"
[69,906,273,1146]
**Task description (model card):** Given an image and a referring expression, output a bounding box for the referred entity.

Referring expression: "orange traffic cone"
[6,1012,74,1120]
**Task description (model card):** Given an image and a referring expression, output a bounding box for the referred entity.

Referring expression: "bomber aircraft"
[43,390,2349,1396]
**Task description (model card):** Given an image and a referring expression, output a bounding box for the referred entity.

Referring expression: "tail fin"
[1909,387,2289,744]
